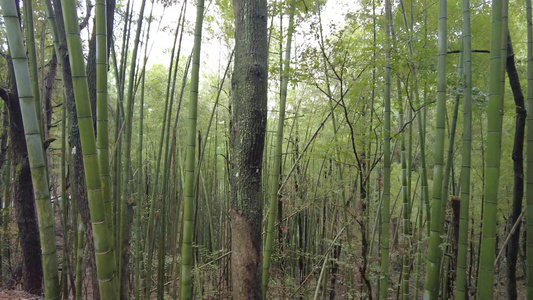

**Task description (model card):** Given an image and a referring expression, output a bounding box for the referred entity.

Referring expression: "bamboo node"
[96,248,112,256]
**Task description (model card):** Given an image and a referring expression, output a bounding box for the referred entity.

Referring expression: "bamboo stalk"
[477,0,506,297]
[59,0,117,296]
[262,1,296,297]
[0,1,60,298]
[180,0,205,297]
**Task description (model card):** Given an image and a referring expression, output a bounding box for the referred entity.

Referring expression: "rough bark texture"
[451,196,460,278]
[43,52,57,137]
[52,0,100,298]
[106,0,115,59]
[87,25,97,130]
[230,0,268,298]
[505,33,527,300]
[1,58,43,295]
[0,103,8,170]
[230,211,261,298]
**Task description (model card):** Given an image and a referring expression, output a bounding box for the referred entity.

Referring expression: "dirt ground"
[0,291,41,300]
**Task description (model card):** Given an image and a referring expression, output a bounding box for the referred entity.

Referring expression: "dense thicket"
[0,0,532,298]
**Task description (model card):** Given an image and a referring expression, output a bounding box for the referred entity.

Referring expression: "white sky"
[133,0,359,73]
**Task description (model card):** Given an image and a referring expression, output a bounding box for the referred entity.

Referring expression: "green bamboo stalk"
[442,60,462,230]
[0,1,60,298]
[380,0,392,297]
[41,3,81,296]
[158,6,187,297]
[390,19,410,296]
[414,179,424,300]
[476,0,505,297]
[500,1,509,135]
[168,56,191,299]
[22,0,44,138]
[419,0,431,238]
[118,0,132,102]
[369,0,377,255]
[314,252,329,300]
[134,2,157,296]
[262,1,296,298]
[180,0,205,298]
[419,101,430,236]
[171,135,188,299]
[94,1,119,296]
[400,99,410,300]
[398,1,425,297]
[43,0,61,63]
[119,0,147,296]
[195,48,231,252]
[423,0,447,297]
[112,0,132,251]
[527,0,533,296]
[455,0,472,296]
[40,7,79,295]
[111,43,123,255]
[390,12,411,293]
[95,0,113,254]
[143,14,182,299]
[134,68,145,300]
[59,0,117,297]
[407,111,413,211]
[440,87,461,299]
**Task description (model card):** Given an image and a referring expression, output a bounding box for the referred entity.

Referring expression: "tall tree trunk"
[230,0,268,299]
[505,33,526,300]
[43,53,57,136]
[526,0,533,296]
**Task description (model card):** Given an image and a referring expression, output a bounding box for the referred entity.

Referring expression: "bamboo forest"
[2,0,533,298]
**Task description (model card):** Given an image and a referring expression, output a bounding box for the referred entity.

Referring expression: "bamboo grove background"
[0,0,532,298]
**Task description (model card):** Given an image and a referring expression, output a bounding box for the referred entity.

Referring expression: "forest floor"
[0,290,41,300]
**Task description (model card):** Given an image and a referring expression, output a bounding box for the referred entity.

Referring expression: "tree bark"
[230,0,268,298]
[1,57,43,295]
[42,52,57,137]
[106,0,115,60]
[0,102,8,170]
[505,32,527,300]
[86,26,97,131]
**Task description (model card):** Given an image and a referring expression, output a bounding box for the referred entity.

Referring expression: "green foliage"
[1,0,533,297]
